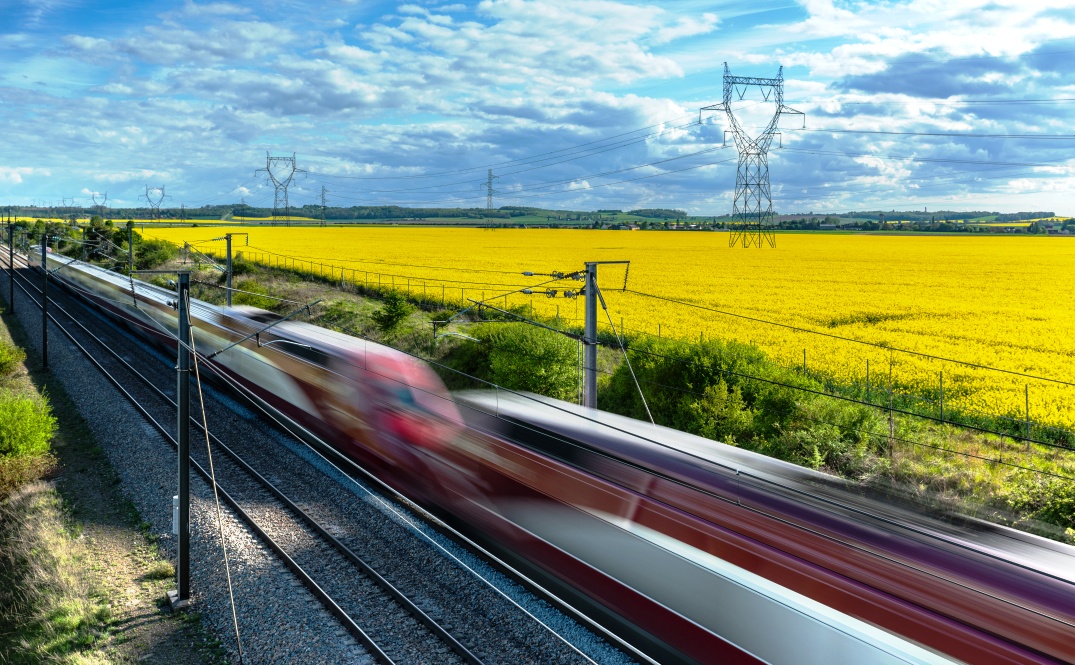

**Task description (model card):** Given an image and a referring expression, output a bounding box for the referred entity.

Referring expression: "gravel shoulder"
[1,282,225,664]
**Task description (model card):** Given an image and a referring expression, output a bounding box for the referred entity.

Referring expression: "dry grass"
[0,482,113,664]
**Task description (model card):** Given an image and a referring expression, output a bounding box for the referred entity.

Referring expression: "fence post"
[803,348,807,375]
[1025,385,1031,450]
[939,371,944,421]
[866,358,870,403]
[888,362,894,455]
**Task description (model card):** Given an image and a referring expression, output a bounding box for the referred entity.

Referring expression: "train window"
[246,311,282,324]
[390,387,416,407]
[503,418,583,466]
[285,342,330,367]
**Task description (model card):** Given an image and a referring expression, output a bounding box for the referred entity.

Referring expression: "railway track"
[2,250,640,665]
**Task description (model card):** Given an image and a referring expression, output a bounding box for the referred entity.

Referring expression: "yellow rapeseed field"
[146,227,1075,430]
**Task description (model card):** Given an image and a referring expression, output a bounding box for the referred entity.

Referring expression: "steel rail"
[2,254,487,665]
[20,264,482,663]
[2,248,660,665]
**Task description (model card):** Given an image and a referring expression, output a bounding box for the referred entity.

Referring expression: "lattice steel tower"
[485,169,499,210]
[144,186,169,222]
[701,63,804,248]
[256,152,306,226]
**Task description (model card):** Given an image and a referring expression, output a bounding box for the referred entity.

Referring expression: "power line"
[311,154,739,208]
[239,243,525,275]
[622,345,1072,451]
[781,147,1071,170]
[787,128,1075,140]
[608,358,1075,477]
[298,116,705,205]
[307,113,699,181]
[225,245,543,289]
[303,143,727,205]
[622,289,1075,388]
[803,97,1075,107]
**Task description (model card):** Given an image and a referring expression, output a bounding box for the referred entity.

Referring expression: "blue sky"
[1,0,1073,214]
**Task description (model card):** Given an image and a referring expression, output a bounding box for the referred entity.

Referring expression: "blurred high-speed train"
[31,249,1075,664]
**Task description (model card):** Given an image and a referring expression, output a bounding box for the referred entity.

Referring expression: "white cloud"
[0,166,47,184]
[654,13,718,45]
[94,169,167,184]
[3,0,1074,214]
[181,1,251,16]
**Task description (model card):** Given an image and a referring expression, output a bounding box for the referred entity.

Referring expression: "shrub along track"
[3,250,641,665]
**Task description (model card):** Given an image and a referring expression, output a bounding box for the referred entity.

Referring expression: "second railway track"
[2,250,640,665]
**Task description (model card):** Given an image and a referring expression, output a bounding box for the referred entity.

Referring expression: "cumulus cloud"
[2,0,1074,214]
[0,166,47,184]
[181,1,251,16]
[653,13,718,44]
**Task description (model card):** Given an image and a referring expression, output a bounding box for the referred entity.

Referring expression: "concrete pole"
[175,273,191,607]
[225,234,233,307]
[583,262,598,408]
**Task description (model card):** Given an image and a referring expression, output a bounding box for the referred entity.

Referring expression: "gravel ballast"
[4,261,639,665]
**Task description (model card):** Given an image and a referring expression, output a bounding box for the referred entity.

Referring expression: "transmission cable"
[308,112,699,180]
[598,354,1074,481]
[186,303,245,663]
[622,288,1075,388]
[303,121,709,197]
[786,128,1075,140]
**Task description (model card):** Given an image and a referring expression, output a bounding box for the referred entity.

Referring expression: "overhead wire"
[302,124,714,198]
[621,343,1072,451]
[186,299,245,663]
[313,154,738,208]
[591,355,1075,481]
[622,289,1075,388]
[785,128,1075,140]
[236,244,528,276]
[308,113,700,181]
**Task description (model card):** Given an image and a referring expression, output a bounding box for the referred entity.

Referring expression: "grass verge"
[0,292,224,664]
[149,252,1075,544]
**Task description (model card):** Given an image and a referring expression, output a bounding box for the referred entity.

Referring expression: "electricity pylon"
[701,63,804,248]
[91,192,108,218]
[144,186,169,222]
[320,185,328,226]
[485,169,499,210]
[256,152,305,226]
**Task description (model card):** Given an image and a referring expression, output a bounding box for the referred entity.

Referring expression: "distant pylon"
[485,169,499,210]
[91,191,108,218]
[255,152,306,226]
[320,185,328,226]
[144,186,169,222]
[700,63,804,248]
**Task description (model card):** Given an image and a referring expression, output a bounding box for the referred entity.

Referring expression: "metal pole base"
[166,589,190,612]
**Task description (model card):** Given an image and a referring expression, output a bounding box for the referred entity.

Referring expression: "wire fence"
[56,230,1075,456]
[7,238,1074,544]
